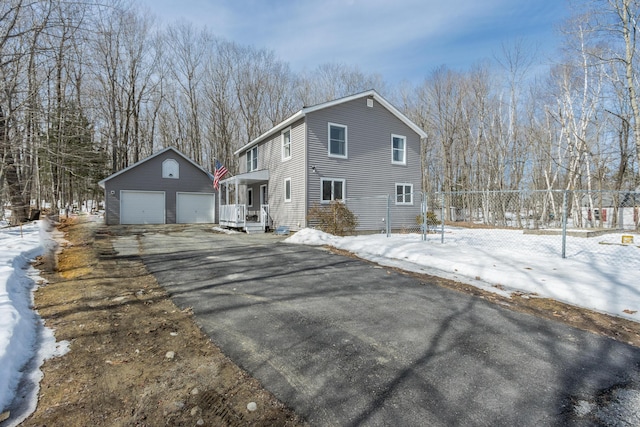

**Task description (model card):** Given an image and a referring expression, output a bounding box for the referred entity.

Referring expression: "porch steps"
[245,223,265,234]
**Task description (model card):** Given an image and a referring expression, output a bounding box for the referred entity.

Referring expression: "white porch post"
[235,177,239,205]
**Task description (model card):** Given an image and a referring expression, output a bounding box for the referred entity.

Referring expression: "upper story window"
[392,134,406,165]
[282,127,291,161]
[328,123,347,158]
[162,159,179,179]
[321,178,345,203]
[396,183,413,205]
[246,146,258,172]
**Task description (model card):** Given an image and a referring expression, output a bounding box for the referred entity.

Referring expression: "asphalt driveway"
[135,227,640,426]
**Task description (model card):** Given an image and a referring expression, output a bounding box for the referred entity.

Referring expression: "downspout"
[303,121,308,228]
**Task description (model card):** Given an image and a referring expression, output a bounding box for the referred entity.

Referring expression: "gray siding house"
[219,90,428,232]
[99,147,215,225]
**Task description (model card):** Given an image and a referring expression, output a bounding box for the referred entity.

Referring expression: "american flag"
[213,160,228,191]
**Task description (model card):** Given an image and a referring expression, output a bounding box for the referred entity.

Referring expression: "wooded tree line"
[1,0,639,225]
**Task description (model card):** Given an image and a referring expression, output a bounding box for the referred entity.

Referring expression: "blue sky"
[142,0,571,84]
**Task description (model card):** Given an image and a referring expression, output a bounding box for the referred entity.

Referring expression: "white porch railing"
[219,204,246,228]
[261,204,271,229]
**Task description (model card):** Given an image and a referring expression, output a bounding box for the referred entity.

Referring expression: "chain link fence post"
[386,194,391,237]
[422,192,427,241]
[562,190,568,259]
[440,192,445,243]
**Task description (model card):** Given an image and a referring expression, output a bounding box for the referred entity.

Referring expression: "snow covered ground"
[0,221,68,423]
[286,227,640,321]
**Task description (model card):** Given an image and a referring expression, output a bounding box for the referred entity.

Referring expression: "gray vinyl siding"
[102,150,214,225]
[306,97,422,231]
[243,118,307,230]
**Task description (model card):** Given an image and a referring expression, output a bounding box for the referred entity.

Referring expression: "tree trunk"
[619,0,640,170]
[1,106,29,224]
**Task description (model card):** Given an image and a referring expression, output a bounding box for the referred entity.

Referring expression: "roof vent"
[366,98,374,108]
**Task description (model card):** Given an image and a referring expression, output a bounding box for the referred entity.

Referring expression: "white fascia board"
[98,146,212,187]
[372,94,428,139]
[301,89,377,114]
[234,111,305,155]
[303,90,427,139]
[220,169,269,185]
[99,146,173,187]
[232,89,427,157]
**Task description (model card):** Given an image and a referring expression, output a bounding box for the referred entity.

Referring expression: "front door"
[260,184,267,206]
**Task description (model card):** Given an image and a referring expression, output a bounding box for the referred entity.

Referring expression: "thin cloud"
[145,0,570,83]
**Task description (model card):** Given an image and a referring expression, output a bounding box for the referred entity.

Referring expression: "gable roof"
[98,146,213,188]
[234,90,428,155]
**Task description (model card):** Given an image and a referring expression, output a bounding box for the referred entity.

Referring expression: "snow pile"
[285,227,341,246]
[286,228,640,320]
[0,221,69,419]
[212,226,241,234]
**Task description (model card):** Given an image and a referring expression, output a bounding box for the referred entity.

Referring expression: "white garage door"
[177,192,215,223]
[120,191,165,224]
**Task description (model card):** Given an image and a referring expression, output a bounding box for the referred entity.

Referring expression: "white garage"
[120,190,165,224]
[176,192,215,223]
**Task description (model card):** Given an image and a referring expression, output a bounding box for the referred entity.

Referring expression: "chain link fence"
[345,192,427,236]
[343,190,640,262]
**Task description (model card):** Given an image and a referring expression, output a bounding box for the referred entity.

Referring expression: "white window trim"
[247,146,258,172]
[162,158,179,179]
[328,122,348,159]
[247,188,253,207]
[320,177,346,204]
[282,127,292,161]
[395,183,413,205]
[284,178,291,203]
[391,134,407,165]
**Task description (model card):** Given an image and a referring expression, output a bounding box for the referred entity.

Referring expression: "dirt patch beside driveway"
[20,218,304,426]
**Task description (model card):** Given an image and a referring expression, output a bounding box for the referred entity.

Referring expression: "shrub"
[416,211,441,230]
[308,201,359,236]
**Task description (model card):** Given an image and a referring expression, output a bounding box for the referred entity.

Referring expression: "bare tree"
[202,40,240,173]
[90,0,157,172]
[582,0,640,180]
[164,21,209,163]
[297,63,386,106]
[611,0,640,171]
[0,0,51,224]
[550,16,607,226]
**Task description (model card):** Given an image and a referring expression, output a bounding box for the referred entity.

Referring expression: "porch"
[219,169,271,233]
[219,204,271,233]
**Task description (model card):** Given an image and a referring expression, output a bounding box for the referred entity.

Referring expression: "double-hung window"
[246,146,258,172]
[392,134,406,165]
[282,128,291,161]
[321,178,345,203]
[328,123,347,158]
[396,183,413,205]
